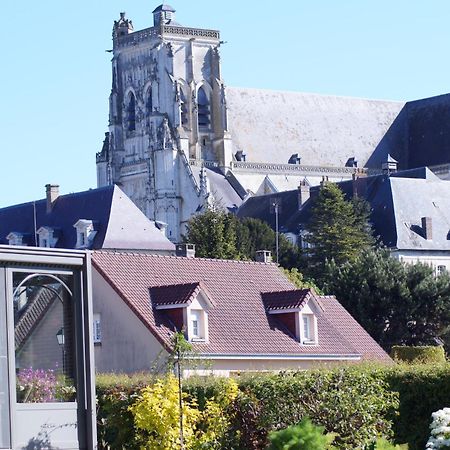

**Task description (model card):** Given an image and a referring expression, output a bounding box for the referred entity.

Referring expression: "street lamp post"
[56,328,65,373]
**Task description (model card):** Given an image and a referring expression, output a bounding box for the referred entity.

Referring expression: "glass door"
[0,269,11,449]
[11,270,80,449]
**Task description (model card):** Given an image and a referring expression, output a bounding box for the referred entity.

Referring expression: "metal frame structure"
[0,246,96,450]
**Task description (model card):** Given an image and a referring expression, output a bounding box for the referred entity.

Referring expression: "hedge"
[390,345,446,364]
[96,364,450,450]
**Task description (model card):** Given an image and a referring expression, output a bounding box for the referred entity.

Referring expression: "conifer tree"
[305,182,374,270]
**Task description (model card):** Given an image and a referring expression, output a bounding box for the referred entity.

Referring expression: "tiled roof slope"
[15,287,56,349]
[92,251,390,361]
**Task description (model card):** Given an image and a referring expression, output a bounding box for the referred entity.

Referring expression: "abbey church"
[96,4,450,242]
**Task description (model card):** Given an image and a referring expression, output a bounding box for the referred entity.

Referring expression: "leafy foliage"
[129,375,239,450]
[97,364,450,450]
[391,346,446,364]
[184,207,240,259]
[283,267,323,294]
[130,375,200,449]
[305,183,374,274]
[267,418,336,449]
[184,208,301,267]
[366,438,409,449]
[323,249,450,350]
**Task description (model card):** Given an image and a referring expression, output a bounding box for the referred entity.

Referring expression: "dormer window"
[262,289,320,345]
[6,232,25,246]
[36,226,58,248]
[73,219,97,249]
[150,282,214,343]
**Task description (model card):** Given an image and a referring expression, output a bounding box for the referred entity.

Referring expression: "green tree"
[236,218,302,268]
[323,249,450,350]
[185,209,302,268]
[305,183,374,273]
[184,207,240,259]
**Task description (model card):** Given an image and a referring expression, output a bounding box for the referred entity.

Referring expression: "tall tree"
[305,183,374,270]
[323,249,450,350]
[184,207,240,259]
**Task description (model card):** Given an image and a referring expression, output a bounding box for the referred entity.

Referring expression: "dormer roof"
[262,288,313,312]
[150,282,214,309]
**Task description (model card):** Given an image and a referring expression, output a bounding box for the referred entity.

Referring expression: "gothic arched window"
[197,87,210,128]
[127,92,136,132]
[146,87,153,115]
[180,90,188,127]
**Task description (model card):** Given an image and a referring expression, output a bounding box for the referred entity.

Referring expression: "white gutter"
[189,353,361,361]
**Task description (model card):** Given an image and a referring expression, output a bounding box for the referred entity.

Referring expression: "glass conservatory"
[0,246,96,449]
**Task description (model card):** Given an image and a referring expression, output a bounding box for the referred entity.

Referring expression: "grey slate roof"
[191,166,244,210]
[152,4,176,13]
[0,185,175,252]
[226,87,405,168]
[238,168,450,252]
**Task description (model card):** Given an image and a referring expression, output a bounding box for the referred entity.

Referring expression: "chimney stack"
[297,179,310,210]
[45,184,59,214]
[256,250,272,263]
[176,243,196,258]
[422,217,433,240]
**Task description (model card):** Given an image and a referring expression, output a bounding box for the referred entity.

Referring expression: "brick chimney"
[176,243,196,258]
[422,217,433,240]
[45,184,60,213]
[256,250,272,263]
[297,179,310,210]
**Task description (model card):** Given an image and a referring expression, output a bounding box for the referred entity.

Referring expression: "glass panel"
[0,273,10,448]
[13,272,76,403]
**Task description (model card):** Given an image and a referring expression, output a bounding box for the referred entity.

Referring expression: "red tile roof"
[150,282,201,307]
[262,289,312,311]
[92,251,390,362]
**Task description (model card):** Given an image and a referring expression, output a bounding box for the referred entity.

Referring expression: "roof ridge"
[93,249,277,265]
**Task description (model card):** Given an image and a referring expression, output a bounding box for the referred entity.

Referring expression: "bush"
[390,346,446,364]
[237,366,398,449]
[96,364,450,450]
[385,364,450,450]
[267,418,335,449]
[426,407,450,449]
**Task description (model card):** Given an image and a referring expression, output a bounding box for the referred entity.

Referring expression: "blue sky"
[1,1,449,206]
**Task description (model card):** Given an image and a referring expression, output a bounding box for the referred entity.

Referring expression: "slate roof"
[150,282,201,307]
[238,167,450,252]
[191,166,244,210]
[153,4,176,13]
[226,86,405,168]
[92,250,390,361]
[0,185,174,252]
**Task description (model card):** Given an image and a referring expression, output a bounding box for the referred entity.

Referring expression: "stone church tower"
[97,5,232,242]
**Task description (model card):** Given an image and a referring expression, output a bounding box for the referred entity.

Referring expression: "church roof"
[226,87,405,169]
[239,167,450,252]
[0,185,175,252]
[152,4,176,13]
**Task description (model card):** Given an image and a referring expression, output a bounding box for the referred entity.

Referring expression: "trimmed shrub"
[236,366,398,449]
[390,346,446,364]
[96,364,450,450]
[267,418,335,449]
[385,364,450,450]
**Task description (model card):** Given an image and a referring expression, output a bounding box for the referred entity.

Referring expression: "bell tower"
[96,5,232,242]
